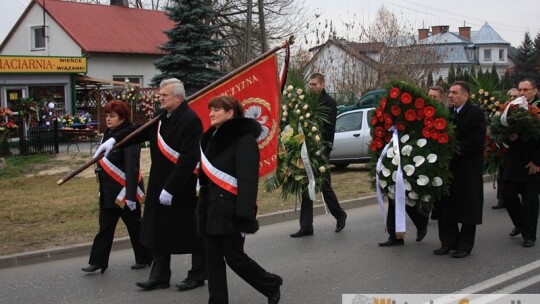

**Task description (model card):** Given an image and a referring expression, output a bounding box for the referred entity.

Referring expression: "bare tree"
[305,6,442,95]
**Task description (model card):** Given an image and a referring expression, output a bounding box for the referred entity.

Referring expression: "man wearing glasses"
[517,78,539,106]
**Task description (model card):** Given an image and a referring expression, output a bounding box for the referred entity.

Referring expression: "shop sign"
[0,56,87,73]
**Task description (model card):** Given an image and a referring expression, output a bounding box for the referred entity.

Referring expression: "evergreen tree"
[427,73,434,87]
[490,63,500,86]
[152,0,224,96]
[500,70,514,90]
[514,32,536,83]
[456,65,463,80]
[533,31,540,84]
[469,65,476,80]
[447,64,456,84]
[477,67,484,82]
[462,70,470,83]
[437,76,445,87]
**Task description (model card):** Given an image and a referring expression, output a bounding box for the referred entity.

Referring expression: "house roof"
[1,0,174,54]
[471,22,509,45]
[420,31,472,45]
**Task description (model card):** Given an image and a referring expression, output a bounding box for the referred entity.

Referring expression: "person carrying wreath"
[82,100,151,274]
[196,96,283,304]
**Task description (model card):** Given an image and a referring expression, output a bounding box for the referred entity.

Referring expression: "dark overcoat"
[96,120,144,209]
[115,102,203,254]
[196,118,261,235]
[319,89,337,155]
[441,100,486,224]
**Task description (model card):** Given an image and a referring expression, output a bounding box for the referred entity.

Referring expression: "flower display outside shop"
[59,111,93,129]
[0,107,19,156]
[264,84,329,200]
[368,80,457,213]
[115,85,161,120]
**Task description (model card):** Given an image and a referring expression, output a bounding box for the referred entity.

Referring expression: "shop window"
[29,85,66,117]
[31,26,47,50]
[113,76,142,85]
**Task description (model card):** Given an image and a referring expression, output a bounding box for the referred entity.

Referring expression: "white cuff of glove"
[94,138,116,158]
[126,200,137,211]
[159,189,173,206]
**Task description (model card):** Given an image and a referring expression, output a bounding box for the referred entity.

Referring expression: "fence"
[5,120,60,156]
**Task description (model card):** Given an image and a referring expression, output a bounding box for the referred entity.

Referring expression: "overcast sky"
[1,0,539,47]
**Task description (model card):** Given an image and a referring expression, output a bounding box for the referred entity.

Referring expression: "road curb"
[0,175,494,269]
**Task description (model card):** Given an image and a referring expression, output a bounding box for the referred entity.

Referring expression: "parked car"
[329,107,374,168]
[337,89,387,115]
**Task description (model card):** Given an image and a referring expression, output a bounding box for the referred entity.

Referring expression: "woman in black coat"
[81,100,151,273]
[197,96,282,304]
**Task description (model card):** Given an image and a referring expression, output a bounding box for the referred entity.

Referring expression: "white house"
[305,22,512,94]
[0,0,172,116]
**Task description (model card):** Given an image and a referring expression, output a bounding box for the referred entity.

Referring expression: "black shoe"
[523,240,535,248]
[131,262,151,270]
[81,265,107,274]
[452,250,471,258]
[176,278,205,291]
[135,279,170,290]
[416,227,428,242]
[378,238,404,247]
[491,200,505,209]
[268,275,283,304]
[290,229,313,238]
[433,247,452,255]
[509,227,521,237]
[335,212,347,232]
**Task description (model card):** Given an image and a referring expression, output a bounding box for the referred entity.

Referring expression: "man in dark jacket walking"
[94,78,206,290]
[502,78,540,248]
[290,73,347,237]
[433,81,486,258]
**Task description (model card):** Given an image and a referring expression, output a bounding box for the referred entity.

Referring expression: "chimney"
[110,0,129,7]
[418,28,429,40]
[431,25,449,36]
[459,26,471,40]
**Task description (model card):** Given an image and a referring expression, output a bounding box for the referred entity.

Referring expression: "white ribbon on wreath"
[298,123,317,201]
[376,126,407,236]
[500,96,528,127]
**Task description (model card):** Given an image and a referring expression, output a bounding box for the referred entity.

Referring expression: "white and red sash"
[157,120,198,174]
[157,120,180,164]
[200,146,238,195]
[98,157,145,207]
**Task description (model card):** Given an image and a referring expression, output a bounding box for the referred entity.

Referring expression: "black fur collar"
[201,117,261,159]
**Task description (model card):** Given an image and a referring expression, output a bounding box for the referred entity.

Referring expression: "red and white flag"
[189,53,282,176]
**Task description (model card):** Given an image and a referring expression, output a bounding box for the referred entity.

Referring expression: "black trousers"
[502,180,540,241]
[437,220,476,252]
[299,171,345,230]
[149,252,207,283]
[88,205,151,268]
[205,234,280,304]
[386,199,429,240]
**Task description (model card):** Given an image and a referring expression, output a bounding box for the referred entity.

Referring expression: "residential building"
[0,0,172,118]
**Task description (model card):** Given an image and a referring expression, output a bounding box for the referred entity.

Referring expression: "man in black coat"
[94,78,206,291]
[502,78,540,248]
[433,81,486,258]
[290,73,347,237]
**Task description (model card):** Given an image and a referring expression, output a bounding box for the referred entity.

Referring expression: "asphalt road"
[1,183,539,304]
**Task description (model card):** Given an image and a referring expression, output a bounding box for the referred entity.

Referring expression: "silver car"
[329,107,374,168]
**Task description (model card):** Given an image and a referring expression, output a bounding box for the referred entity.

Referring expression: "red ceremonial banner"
[189,54,281,177]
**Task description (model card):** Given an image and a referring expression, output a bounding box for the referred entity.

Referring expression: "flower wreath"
[264,85,329,200]
[489,96,540,144]
[368,80,456,214]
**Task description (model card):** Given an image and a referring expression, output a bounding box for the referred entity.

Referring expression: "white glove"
[159,189,173,206]
[93,138,116,158]
[126,200,137,211]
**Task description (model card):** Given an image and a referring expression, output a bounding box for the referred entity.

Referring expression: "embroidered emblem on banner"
[242,98,277,150]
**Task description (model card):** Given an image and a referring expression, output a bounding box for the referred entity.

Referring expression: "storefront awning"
[75,75,141,87]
